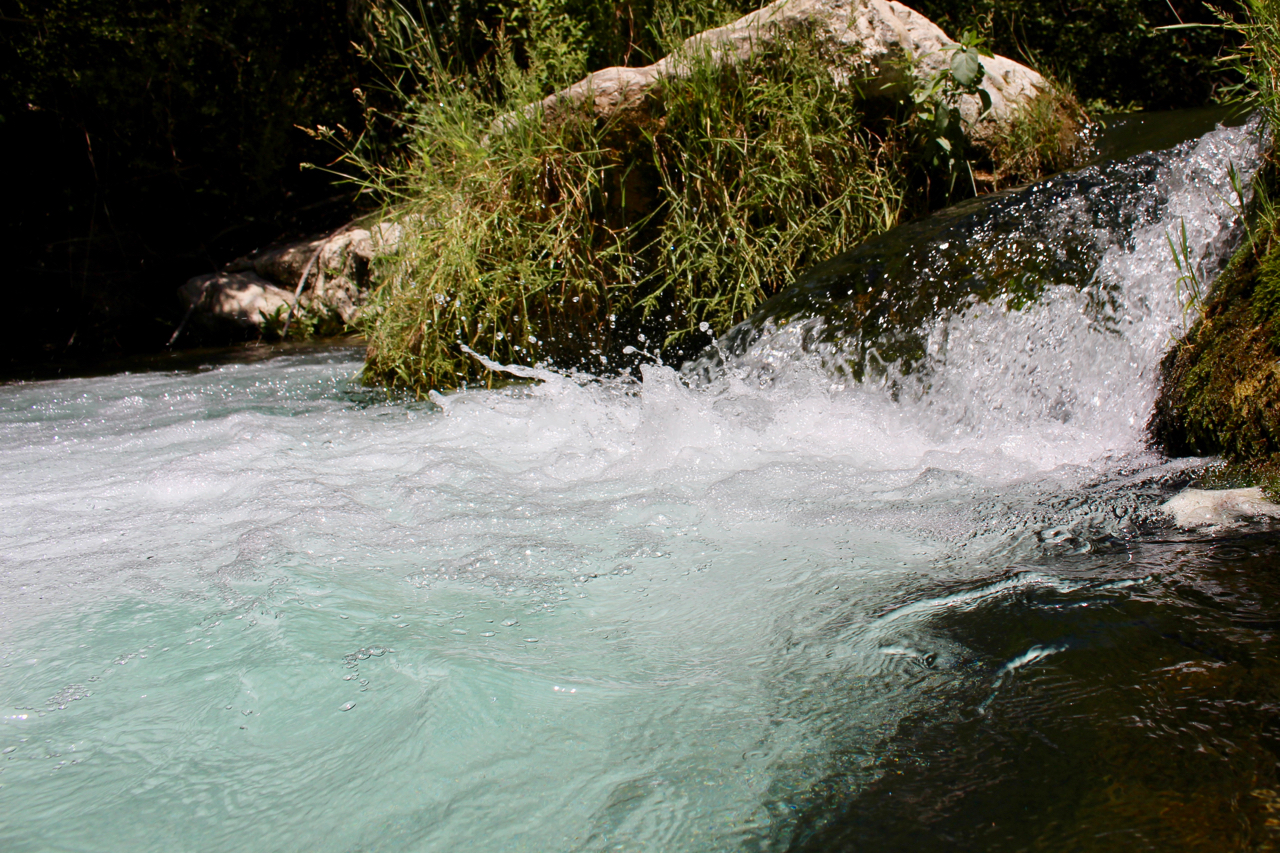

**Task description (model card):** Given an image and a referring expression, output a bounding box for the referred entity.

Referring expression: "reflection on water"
[786,532,1280,852]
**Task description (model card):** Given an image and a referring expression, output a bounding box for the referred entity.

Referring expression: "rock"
[1151,220,1280,463]
[179,218,414,337]
[492,0,1046,149]
[250,238,326,287]
[178,271,295,329]
[370,220,407,254]
[1161,487,1280,528]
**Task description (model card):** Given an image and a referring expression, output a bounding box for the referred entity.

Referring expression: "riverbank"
[1148,0,1280,488]
[350,0,1087,393]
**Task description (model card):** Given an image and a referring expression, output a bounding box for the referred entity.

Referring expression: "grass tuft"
[346,1,1087,394]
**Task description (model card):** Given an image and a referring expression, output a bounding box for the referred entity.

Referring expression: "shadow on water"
[1089,106,1253,167]
[779,529,1280,852]
[0,335,368,384]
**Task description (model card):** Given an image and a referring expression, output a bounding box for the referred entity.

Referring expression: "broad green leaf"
[950,49,983,89]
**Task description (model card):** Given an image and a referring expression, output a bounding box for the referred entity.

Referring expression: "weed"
[1167,217,1206,319]
[987,78,1089,188]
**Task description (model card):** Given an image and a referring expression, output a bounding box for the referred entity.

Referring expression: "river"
[1,117,1278,852]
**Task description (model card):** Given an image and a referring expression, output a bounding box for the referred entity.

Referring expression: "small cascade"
[691,116,1266,446]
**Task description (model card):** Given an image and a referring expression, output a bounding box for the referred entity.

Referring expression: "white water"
[0,122,1265,852]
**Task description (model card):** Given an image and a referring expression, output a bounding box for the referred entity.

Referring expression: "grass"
[986,79,1090,189]
[344,0,1089,394]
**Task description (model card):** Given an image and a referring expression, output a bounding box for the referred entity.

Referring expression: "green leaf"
[936,137,952,152]
[978,88,993,115]
[950,49,983,90]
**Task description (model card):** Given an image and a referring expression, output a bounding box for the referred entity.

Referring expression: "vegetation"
[3,0,1241,377]
[1149,0,1280,475]
[912,0,1244,112]
[352,2,1087,393]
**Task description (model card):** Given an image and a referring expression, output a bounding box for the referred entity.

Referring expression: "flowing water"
[3,120,1279,852]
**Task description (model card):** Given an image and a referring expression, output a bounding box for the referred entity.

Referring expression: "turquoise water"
[1,120,1278,851]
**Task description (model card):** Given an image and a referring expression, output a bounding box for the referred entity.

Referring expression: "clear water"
[2,122,1278,852]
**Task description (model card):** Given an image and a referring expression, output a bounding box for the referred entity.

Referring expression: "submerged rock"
[696,118,1264,391]
[494,0,1049,153]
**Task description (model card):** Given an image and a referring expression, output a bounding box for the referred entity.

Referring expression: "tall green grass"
[1224,0,1279,133]
[346,1,1084,393]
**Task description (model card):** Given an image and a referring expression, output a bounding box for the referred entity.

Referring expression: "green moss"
[1150,162,1280,463]
[1252,245,1280,337]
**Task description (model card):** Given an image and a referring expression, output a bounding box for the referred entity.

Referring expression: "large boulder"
[493,0,1047,149]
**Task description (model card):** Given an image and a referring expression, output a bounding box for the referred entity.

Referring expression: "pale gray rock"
[492,0,1047,148]
[178,271,295,328]
[176,217,417,335]
[251,238,326,286]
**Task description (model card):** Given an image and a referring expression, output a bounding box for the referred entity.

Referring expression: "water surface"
[2,120,1278,852]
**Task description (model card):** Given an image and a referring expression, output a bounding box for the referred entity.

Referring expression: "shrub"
[356,28,910,390]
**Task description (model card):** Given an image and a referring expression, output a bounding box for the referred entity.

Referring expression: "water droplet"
[339,702,356,712]
[2,746,15,754]
[480,631,496,637]
[451,628,468,635]
[502,619,519,627]
[524,638,539,643]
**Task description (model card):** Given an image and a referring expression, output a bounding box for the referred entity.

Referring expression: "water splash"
[693,117,1265,450]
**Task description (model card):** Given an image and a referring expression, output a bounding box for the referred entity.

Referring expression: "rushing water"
[3,121,1279,852]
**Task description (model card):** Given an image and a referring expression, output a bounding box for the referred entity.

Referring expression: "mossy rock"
[1150,220,1280,461]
